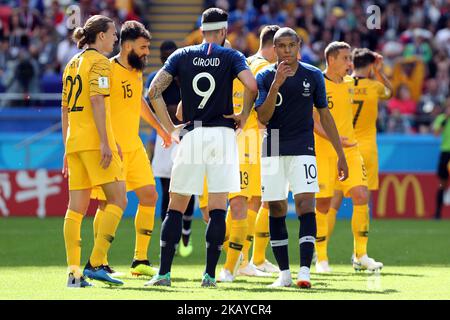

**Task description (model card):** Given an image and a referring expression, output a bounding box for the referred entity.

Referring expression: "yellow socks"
[223,218,248,272]
[352,204,369,258]
[242,209,257,265]
[93,208,108,265]
[315,209,329,262]
[223,208,232,254]
[327,207,338,238]
[89,204,123,267]
[252,206,269,266]
[64,209,83,277]
[134,205,156,261]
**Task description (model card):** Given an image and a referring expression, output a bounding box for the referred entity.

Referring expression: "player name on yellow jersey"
[109,58,144,152]
[346,75,391,145]
[62,48,117,154]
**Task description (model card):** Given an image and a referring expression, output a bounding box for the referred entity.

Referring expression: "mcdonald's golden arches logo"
[377,175,425,218]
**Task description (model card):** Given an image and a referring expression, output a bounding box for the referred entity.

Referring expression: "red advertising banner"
[1,170,449,219]
[0,170,97,217]
[372,173,450,219]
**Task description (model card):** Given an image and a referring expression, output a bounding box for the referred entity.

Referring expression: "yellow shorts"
[358,143,378,191]
[91,146,155,200]
[316,146,367,198]
[67,150,124,191]
[231,127,262,199]
[198,177,209,209]
[198,128,262,208]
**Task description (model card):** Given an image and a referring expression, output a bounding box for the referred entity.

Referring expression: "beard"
[128,49,146,70]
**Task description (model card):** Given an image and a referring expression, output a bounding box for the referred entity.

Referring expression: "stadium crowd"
[0,0,449,134]
[0,0,146,105]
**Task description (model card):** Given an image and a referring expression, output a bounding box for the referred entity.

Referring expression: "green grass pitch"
[0,217,449,300]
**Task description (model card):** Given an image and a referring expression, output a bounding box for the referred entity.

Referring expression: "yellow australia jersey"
[232,54,270,131]
[346,76,391,145]
[315,75,357,154]
[109,58,144,152]
[62,48,117,154]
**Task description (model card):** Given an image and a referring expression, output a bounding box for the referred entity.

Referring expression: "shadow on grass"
[347,272,424,278]
[113,285,399,296]
[312,271,424,279]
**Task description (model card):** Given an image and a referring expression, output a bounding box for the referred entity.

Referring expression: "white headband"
[201,21,228,31]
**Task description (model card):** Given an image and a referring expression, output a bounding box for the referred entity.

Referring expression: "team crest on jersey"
[302,79,311,97]
[233,91,243,98]
[98,76,109,89]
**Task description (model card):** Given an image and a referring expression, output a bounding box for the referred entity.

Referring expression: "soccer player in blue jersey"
[145,7,257,287]
[255,28,348,288]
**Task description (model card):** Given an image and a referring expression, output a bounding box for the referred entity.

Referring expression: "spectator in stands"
[433,48,450,98]
[391,56,425,102]
[47,0,64,27]
[293,1,320,41]
[37,25,58,71]
[229,0,258,32]
[403,28,433,65]
[388,84,417,116]
[8,9,29,58]
[0,36,10,92]
[16,0,42,34]
[386,109,413,134]
[57,30,81,71]
[387,84,416,132]
[79,0,100,24]
[228,19,258,56]
[100,0,121,26]
[434,17,450,56]
[258,0,287,26]
[3,48,39,106]
[416,78,445,133]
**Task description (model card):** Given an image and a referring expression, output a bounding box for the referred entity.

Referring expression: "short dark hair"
[160,40,177,52]
[120,20,151,45]
[273,27,300,45]
[324,41,351,63]
[352,48,376,69]
[259,25,280,47]
[201,7,228,24]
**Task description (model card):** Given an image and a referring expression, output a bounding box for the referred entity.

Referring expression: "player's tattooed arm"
[148,69,173,100]
[148,69,176,133]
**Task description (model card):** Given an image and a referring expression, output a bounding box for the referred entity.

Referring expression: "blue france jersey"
[255,61,328,157]
[163,43,248,131]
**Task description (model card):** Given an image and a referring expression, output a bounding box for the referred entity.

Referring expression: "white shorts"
[152,134,178,178]
[169,126,240,195]
[261,155,319,201]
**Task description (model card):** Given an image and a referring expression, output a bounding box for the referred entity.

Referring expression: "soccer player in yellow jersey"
[327,49,392,263]
[90,21,172,278]
[313,42,383,273]
[61,15,126,287]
